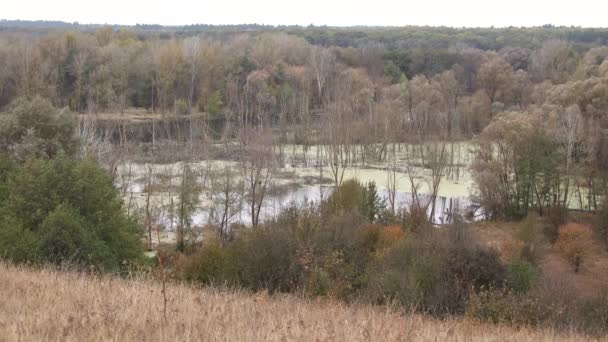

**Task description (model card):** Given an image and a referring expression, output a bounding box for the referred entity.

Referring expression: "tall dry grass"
[0,262,599,341]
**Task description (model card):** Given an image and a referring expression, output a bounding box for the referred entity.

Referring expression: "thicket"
[176,181,608,334]
[0,98,143,271]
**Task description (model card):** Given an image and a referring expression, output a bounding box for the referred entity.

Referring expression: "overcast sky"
[3,0,607,28]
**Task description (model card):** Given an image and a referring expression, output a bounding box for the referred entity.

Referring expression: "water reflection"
[189,185,471,227]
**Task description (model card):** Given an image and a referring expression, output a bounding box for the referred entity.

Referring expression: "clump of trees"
[0,96,77,162]
[0,156,143,270]
[178,181,507,311]
[0,97,143,270]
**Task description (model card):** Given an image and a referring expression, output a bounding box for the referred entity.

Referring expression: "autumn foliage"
[555,223,594,273]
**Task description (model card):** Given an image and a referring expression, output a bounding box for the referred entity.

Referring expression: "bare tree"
[386,145,399,216]
[176,163,200,251]
[559,105,583,207]
[241,130,275,227]
[209,165,243,240]
[424,141,449,223]
[310,46,335,105]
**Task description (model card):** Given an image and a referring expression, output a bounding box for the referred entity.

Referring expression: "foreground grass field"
[0,263,601,341]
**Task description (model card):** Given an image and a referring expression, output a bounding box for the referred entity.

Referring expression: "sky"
[2,0,608,28]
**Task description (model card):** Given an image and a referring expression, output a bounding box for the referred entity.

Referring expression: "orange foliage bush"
[358,224,405,259]
[555,223,594,273]
[381,225,406,246]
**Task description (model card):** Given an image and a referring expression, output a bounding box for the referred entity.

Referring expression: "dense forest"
[1,21,608,337]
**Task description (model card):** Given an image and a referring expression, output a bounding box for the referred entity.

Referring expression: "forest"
[1,21,608,338]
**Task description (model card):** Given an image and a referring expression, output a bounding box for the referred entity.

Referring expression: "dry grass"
[0,263,599,342]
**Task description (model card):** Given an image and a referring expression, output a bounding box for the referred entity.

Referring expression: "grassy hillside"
[0,262,599,341]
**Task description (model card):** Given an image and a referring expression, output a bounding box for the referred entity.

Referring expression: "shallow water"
[188,185,470,227]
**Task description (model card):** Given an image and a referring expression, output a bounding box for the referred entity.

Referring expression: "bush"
[516,215,546,265]
[323,180,384,223]
[38,204,103,266]
[177,239,237,285]
[468,275,608,334]
[0,215,38,263]
[233,224,304,293]
[365,221,506,316]
[437,244,506,315]
[0,96,77,162]
[467,288,555,326]
[175,99,189,115]
[0,157,143,270]
[543,205,569,243]
[506,259,538,293]
[555,223,594,273]
[596,202,608,250]
[404,204,432,234]
[580,289,608,334]
[305,250,354,298]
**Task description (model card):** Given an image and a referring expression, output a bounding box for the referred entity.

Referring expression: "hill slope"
[0,263,599,341]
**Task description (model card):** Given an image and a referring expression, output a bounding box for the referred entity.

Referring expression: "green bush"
[175,99,189,115]
[178,239,237,285]
[0,215,39,263]
[305,250,354,298]
[467,288,554,326]
[323,180,384,223]
[506,259,538,293]
[0,157,143,270]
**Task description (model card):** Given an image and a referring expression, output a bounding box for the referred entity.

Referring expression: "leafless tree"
[240,130,275,227]
[209,165,243,240]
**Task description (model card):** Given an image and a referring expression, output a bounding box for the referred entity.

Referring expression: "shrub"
[175,99,189,115]
[177,239,237,285]
[0,96,77,162]
[468,273,608,334]
[233,224,303,293]
[596,201,608,250]
[305,250,354,299]
[516,215,546,265]
[506,259,538,293]
[365,221,506,316]
[580,289,608,334]
[38,204,102,266]
[404,204,432,234]
[543,205,568,243]
[467,288,555,326]
[555,223,594,272]
[0,215,38,263]
[323,180,384,223]
[436,245,506,315]
[323,180,365,216]
[0,157,143,270]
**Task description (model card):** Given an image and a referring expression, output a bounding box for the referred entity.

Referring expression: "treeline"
[1,24,608,217]
[0,25,607,139]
